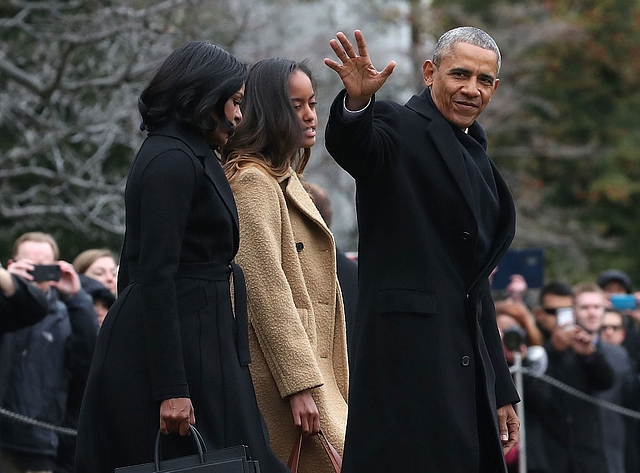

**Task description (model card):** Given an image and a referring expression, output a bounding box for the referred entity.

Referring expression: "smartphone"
[29,264,61,282]
[610,294,638,311]
[556,307,575,329]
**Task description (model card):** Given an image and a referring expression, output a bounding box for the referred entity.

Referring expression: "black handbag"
[115,425,260,472]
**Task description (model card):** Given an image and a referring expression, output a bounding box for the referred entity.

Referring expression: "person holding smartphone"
[597,269,640,378]
[530,282,616,473]
[574,283,638,473]
[0,232,98,473]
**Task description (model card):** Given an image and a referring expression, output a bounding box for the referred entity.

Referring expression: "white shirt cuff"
[342,95,371,116]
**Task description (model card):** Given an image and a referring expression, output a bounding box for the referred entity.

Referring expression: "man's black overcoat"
[75,121,286,473]
[325,89,519,472]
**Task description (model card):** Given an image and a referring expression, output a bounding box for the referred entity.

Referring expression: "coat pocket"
[375,288,436,314]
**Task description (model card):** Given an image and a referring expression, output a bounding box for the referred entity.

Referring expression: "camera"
[503,325,527,352]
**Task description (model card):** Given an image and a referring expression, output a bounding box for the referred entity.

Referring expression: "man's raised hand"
[324,30,396,110]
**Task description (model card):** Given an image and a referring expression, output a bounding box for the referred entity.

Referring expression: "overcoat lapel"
[406,91,516,293]
[151,121,241,251]
[406,92,477,227]
[201,154,240,232]
[469,169,516,292]
[279,168,334,240]
[429,119,477,219]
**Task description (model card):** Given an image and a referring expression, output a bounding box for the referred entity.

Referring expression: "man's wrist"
[343,94,371,113]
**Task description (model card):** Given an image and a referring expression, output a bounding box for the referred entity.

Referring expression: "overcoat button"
[461,356,470,366]
[461,232,471,240]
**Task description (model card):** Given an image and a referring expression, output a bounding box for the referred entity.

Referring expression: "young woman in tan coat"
[222,58,348,472]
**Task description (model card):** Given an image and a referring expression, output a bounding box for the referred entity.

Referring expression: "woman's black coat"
[75,121,287,473]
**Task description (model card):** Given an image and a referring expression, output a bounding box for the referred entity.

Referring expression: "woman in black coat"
[75,41,288,473]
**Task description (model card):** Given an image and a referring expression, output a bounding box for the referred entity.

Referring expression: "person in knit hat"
[597,269,633,294]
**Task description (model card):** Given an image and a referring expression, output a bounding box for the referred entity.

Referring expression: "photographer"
[0,232,97,473]
[597,269,640,378]
[495,301,548,473]
[496,302,547,375]
[532,282,615,473]
[574,283,638,473]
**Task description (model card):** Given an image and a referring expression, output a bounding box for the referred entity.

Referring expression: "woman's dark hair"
[221,58,316,179]
[138,41,247,133]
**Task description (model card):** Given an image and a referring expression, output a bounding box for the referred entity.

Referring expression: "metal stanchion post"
[513,351,526,473]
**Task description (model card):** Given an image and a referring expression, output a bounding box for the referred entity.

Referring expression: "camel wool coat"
[230,164,349,472]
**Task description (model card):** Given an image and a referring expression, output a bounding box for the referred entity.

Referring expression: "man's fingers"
[508,420,520,444]
[335,32,356,57]
[353,29,369,59]
[380,61,397,80]
[328,38,349,63]
[499,426,509,443]
[324,58,343,74]
[502,423,519,455]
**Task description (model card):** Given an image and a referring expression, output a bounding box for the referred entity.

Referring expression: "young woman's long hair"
[138,41,247,134]
[221,58,316,180]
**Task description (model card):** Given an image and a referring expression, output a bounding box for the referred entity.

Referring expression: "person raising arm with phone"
[0,232,98,473]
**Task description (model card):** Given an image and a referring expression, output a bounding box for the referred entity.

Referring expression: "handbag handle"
[154,425,207,470]
[287,429,342,473]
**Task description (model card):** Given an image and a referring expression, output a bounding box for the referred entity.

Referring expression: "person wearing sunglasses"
[530,282,615,473]
[600,310,626,346]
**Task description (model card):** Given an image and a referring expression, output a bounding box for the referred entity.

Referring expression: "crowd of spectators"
[494,269,640,473]
[2,227,640,473]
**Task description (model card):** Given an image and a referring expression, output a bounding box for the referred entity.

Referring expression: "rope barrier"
[2,366,639,437]
[0,407,77,436]
[510,365,640,420]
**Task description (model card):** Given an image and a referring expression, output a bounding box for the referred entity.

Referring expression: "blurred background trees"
[1,0,640,286]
